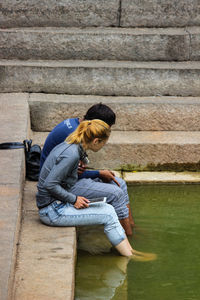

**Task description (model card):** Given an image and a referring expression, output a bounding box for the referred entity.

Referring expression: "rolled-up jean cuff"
[117,206,129,220]
[109,235,125,247]
[104,225,126,246]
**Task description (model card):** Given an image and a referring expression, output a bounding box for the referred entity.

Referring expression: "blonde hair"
[66,119,111,145]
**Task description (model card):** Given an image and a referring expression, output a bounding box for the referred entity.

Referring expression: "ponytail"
[66,119,111,145]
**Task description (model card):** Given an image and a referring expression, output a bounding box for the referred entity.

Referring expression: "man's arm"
[78,167,120,186]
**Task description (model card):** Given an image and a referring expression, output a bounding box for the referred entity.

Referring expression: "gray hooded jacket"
[36,142,85,209]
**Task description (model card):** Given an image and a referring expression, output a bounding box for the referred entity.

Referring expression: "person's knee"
[106,188,129,217]
[106,185,124,201]
[114,188,125,202]
[104,203,116,214]
[115,177,126,186]
[103,203,118,223]
[116,177,128,192]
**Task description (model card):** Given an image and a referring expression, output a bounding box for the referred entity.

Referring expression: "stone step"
[123,171,200,184]
[32,131,200,171]
[3,27,200,61]
[121,0,200,28]
[13,181,76,300]
[28,93,200,132]
[1,0,199,28]
[0,0,119,28]
[1,60,200,96]
[0,94,29,300]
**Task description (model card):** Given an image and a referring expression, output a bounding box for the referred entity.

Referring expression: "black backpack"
[0,139,41,181]
[23,139,41,181]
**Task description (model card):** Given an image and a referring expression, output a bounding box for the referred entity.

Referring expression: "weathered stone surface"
[124,171,200,184]
[0,27,190,61]
[0,93,30,142]
[188,27,200,60]
[0,186,22,300]
[32,131,200,171]
[121,0,200,27]
[0,94,29,300]
[29,93,200,131]
[0,94,29,183]
[1,60,200,96]
[13,182,76,300]
[88,131,200,170]
[0,0,119,28]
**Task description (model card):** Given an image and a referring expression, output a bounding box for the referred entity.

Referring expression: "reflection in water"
[76,185,200,300]
[76,225,128,300]
[75,252,128,300]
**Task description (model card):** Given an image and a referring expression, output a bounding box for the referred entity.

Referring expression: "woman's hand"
[74,196,90,209]
[99,170,120,186]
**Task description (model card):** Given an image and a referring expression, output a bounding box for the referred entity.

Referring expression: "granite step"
[12,181,76,300]
[1,60,200,96]
[1,0,199,28]
[0,0,119,28]
[28,93,200,132]
[3,27,200,61]
[0,93,29,300]
[31,130,200,171]
[121,0,200,28]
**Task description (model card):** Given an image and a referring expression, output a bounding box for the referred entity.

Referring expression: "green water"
[75,185,200,300]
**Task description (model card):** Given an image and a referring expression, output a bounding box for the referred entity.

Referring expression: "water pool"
[75,184,200,300]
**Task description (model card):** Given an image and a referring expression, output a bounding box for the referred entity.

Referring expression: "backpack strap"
[0,142,25,149]
[23,139,32,152]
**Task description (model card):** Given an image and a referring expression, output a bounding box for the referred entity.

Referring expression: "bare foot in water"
[131,249,157,262]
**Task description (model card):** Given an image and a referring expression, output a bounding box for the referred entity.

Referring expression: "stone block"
[188,27,200,60]
[0,93,29,300]
[1,61,200,97]
[0,186,22,300]
[0,28,190,61]
[121,0,200,27]
[29,94,200,131]
[13,182,76,300]
[0,0,119,28]
[123,171,200,184]
[87,131,200,170]
[32,131,200,171]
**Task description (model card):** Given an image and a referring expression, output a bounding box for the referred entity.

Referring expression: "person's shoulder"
[63,143,80,162]
[51,142,78,157]
[63,118,79,129]
[61,142,79,154]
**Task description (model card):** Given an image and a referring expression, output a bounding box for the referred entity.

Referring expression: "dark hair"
[83,103,116,127]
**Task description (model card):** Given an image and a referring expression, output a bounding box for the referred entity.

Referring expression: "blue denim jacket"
[36,142,84,209]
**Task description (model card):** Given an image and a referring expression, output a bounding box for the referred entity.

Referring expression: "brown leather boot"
[127,203,135,228]
[120,217,133,236]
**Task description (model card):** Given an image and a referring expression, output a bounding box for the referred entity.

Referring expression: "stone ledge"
[0,94,29,300]
[1,60,200,96]
[121,0,200,27]
[31,130,200,171]
[0,93,76,300]
[0,27,191,61]
[13,182,76,300]
[28,93,200,131]
[0,0,119,28]
[123,171,200,184]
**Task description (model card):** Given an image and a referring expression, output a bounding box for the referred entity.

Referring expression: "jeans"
[39,201,126,246]
[68,177,130,219]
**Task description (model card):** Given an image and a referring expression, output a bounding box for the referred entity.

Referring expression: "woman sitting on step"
[36,119,156,260]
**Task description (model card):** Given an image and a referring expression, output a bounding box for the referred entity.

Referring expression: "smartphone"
[89,197,107,205]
